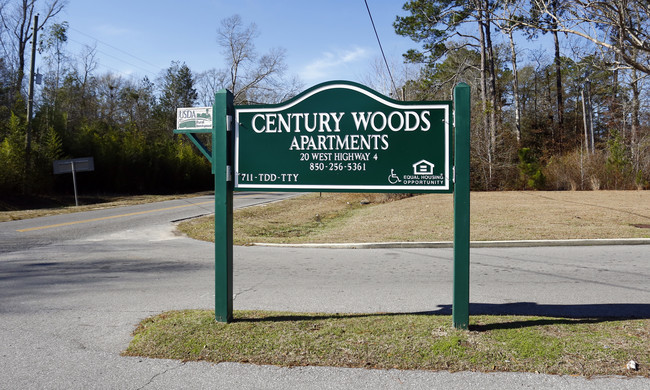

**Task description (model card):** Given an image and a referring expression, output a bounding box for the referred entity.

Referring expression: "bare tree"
[550,0,566,128]
[66,43,98,125]
[360,55,420,99]
[506,0,650,74]
[96,72,125,125]
[0,0,66,97]
[496,0,523,144]
[195,68,228,106]
[217,14,298,104]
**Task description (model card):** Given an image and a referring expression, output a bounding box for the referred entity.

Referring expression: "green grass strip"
[124,310,649,377]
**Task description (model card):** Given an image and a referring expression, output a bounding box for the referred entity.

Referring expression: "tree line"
[0,2,299,197]
[394,0,649,190]
[1,0,648,199]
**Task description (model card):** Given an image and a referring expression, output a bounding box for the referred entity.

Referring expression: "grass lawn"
[177,191,650,244]
[124,310,649,377]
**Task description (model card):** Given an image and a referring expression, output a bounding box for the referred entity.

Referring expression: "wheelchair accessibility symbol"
[388,169,401,184]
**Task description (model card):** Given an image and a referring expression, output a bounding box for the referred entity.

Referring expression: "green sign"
[174,82,471,329]
[235,81,452,193]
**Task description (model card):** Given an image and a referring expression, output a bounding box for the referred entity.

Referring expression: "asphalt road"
[0,194,648,389]
[0,192,296,254]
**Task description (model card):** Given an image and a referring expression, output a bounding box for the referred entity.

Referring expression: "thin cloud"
[300,47,370,82]
[95,24,133,36]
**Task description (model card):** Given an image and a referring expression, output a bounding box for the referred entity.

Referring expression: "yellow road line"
[16,201,213,232]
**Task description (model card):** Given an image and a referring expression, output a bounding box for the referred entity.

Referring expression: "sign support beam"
[71,161,79,206]
[453,83,471,330]
[213,90,234,323]
[174,129,213,164]
[174,91,234,323]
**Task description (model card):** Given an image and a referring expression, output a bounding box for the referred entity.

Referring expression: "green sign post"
[175,81,470,329]
[175,90,234,323]
[453,83,471,330]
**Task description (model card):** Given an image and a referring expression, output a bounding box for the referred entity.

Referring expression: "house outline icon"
[412,159,435,175]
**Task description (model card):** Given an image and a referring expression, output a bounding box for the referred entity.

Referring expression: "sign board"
[234,81,452,193]
[173,82,471,329]
[53,157,94,174]
[177,107,213,130]
[52,157,95,207]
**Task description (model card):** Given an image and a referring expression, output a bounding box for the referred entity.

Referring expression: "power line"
[364,0,398,97]
[67,37,159,76]
[68,26,163,75]
[68,49,143,78]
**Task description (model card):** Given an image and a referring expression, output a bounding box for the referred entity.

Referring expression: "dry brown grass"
[231,193,376,244]
[467,191,650,241]
[223,191,650,244]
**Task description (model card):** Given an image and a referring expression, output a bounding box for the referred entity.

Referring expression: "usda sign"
[177,107,213,130]
[234,81,452,192]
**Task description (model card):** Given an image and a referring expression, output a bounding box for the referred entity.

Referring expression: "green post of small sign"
[453,83,471,330]
[213,89,234,323]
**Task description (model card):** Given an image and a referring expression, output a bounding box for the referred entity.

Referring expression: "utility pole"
[26,13,39,176]
[581,77,594,154]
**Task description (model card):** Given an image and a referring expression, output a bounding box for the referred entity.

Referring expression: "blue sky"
[58,0,417,87]
[55,0,554,93]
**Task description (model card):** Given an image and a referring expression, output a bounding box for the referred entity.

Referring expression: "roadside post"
[453,83,471,329]
[174,91,234,323]
[53,157,95,207]
[176,81,470,328]
[212,90,234,323]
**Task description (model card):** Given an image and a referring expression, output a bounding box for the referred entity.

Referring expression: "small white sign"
[177,107,213,130]
[53,157,94,174]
